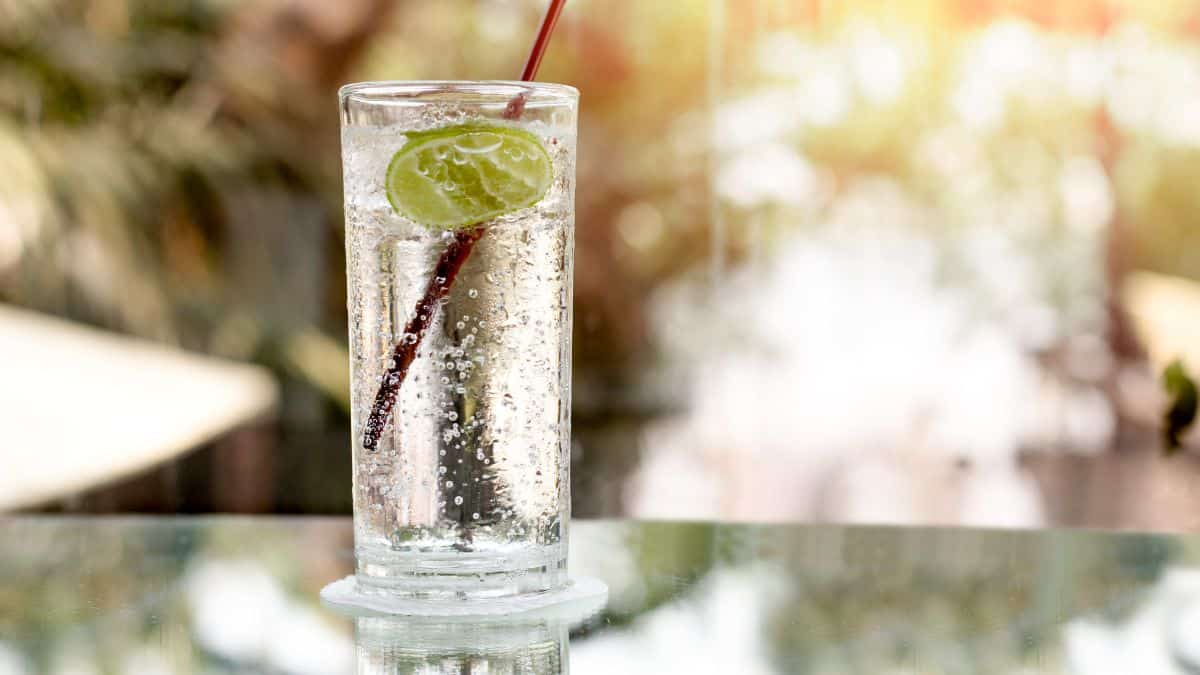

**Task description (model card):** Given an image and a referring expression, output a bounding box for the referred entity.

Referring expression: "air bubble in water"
[454,496,464,506]
[454,137,502,154]
[345,115,575,563]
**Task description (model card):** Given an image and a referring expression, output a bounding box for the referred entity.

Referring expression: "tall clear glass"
[339,81,577,597]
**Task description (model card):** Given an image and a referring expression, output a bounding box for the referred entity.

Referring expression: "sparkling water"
[340,82,577,596]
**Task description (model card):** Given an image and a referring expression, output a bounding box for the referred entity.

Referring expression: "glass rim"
[338,80,579,106]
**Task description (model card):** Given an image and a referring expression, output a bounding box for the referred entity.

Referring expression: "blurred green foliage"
[1162,359,1198,453]
[0,0,347,408]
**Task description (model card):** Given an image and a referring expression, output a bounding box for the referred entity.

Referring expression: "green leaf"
[1162,359,1198,455]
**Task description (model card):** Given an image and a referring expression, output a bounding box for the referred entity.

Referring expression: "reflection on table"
[355,616,568,674]
[2,518,1200,673]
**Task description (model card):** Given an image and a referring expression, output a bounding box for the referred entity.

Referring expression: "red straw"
[362,0,569,451]
[521,0,567,81]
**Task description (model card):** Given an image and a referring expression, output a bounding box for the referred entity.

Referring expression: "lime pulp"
[384,124,554,230]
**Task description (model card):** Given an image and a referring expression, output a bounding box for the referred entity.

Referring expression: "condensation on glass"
[339,81,578,597]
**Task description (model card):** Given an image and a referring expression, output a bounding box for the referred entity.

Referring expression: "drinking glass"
[339,81,578,597]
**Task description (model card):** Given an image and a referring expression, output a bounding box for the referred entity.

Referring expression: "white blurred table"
[0,305,278,510]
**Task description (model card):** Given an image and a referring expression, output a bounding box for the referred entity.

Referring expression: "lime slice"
[385,124,553,230]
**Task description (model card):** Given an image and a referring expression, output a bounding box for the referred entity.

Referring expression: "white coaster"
[320,575,608,619]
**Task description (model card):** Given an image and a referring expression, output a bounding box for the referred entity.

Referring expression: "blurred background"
[4,0,1200,529]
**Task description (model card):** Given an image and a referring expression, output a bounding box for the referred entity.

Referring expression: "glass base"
[321,573,607,618]
[355,542,566,599]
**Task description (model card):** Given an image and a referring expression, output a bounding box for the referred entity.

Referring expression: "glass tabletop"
[2,517,1199,674]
